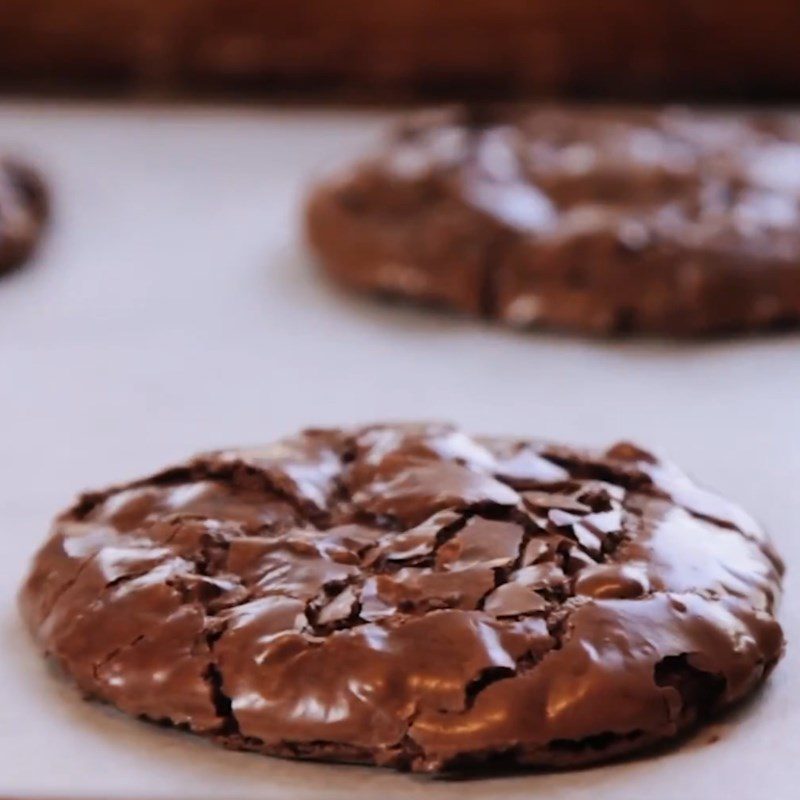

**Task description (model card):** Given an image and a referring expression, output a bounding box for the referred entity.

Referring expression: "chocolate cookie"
[20,424,783,773]
[306,107,800,335]
[0,159,48,276]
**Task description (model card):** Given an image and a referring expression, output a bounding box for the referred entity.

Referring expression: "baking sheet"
[0,101,797,800]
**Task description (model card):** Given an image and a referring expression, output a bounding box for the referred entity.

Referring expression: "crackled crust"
[0,159,48,276]
[20,423,784,772]
[306,107,800,336]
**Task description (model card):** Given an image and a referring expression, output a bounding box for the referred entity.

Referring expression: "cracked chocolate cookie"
[0,159,48,276]
[20,424,784,773]
[306,107,800,336]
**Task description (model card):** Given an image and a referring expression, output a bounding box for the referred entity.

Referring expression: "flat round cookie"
[0,159,48,276]
[306,107,800,335]
[20,424,783,773]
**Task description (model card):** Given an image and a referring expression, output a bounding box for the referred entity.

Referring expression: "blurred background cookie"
[307,107,800,336]
[0,159,48,276]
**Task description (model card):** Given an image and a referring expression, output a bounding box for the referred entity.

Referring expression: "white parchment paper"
[0,102,797,800]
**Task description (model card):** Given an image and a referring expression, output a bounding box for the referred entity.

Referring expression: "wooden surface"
[0,2,799,101]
